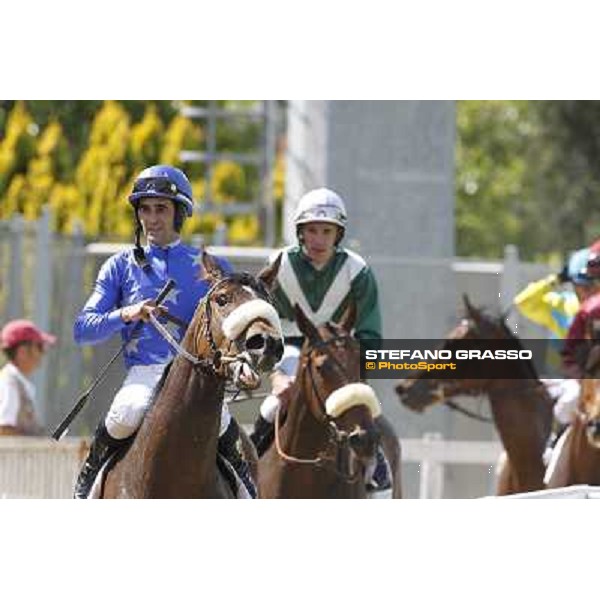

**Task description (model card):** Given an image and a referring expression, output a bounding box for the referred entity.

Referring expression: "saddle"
[85,441,249,498]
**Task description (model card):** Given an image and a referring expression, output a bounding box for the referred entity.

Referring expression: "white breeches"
[275,344,300,377]
[258,344,300,423]
[544,426,572,485]
[542,378,581,426]
[105,364,232,440]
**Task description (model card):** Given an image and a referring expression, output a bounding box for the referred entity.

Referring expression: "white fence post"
[33,207,52,425]
[500,244,520,333]
[419,432,445,499]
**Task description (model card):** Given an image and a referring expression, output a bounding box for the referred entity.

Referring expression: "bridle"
[407,315,548,424]
[304,327,355,417]
[426,378,549,423]
[149,273,272,378]
[273,327,376,483]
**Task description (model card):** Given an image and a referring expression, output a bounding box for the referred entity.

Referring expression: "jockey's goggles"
[296,206,347,225]
[587,253,600,279]
[132,177,181,198]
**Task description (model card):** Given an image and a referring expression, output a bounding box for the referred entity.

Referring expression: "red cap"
[0,319,57,350]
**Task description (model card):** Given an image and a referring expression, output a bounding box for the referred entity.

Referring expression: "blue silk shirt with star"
[73,242,232,369]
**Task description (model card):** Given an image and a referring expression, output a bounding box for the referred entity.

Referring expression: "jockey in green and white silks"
[272,244,382,344]
[267,187,381,381]
[250,187,389,490]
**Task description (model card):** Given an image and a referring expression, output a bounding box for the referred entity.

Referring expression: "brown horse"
[99,252,283,498]
[395,296,553,495]
[254,254,402,498]
[257,305,390,498]
[546,345,600,487]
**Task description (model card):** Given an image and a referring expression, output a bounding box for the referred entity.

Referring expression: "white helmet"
[293,188,348,229]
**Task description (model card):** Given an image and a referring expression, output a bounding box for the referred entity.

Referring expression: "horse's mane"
[148,360,175,408]
[468,306,541,381]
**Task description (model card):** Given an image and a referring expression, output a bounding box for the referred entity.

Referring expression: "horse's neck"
[130,357,224,495]
[488,376,552,475]
[281,379,330,455]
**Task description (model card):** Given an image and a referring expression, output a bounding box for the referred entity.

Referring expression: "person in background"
[0,319,56,436]
[545,244,600,483]
[514,247,598,428]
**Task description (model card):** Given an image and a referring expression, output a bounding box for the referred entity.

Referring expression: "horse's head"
[395,294,526,411]
[295,303,381,470]
[188,251,283,388]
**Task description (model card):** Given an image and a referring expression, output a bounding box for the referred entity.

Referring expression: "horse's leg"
[239,425,259,485]
[495,452,518,495]
[376,415,402,499]
[545,426,574,488]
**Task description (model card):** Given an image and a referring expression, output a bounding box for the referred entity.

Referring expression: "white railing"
[490,485,600,499]
[402,433,502,498]
[0,437,88,499]
[0,434,502,499]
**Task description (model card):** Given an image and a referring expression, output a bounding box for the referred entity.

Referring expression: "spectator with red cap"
[0,319,56,435]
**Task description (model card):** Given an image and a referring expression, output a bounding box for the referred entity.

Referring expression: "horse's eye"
[215,294,228,307]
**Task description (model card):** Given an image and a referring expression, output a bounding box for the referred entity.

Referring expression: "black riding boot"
[367,445,392,491]
[218,420,257,498]
[249,414,275,457]
[73,422,125,499]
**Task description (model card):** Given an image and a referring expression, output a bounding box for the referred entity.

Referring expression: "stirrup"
[367,446,392,491]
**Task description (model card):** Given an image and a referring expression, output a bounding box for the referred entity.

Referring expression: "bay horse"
[545,344,600,487]
[254,254,402,498]
[395,295,553,495]
[256,304,391,498]
[99,252,283,498]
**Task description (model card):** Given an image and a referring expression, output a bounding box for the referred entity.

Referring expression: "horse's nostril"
[273,339,283,361]
[246,334,265,351]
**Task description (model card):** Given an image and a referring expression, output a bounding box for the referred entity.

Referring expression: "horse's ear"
[336,300,356,333]
[462,294,477,318]
[295,304,320,343]
[257,252,282,291]
[199,249,225,284]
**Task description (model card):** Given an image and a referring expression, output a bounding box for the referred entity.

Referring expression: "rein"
[148,274,268,377]
[438,380,548,424]
[273,404,361,483]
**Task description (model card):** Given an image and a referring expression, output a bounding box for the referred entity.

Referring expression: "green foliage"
[456,100,600,260]
[455,101,538,258]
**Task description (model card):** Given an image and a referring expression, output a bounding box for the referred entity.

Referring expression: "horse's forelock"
[226,272,272,302]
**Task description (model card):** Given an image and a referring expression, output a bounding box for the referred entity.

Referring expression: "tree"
[456,100,600,261]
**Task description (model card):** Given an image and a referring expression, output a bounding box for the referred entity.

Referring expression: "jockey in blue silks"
[73,165,256,499]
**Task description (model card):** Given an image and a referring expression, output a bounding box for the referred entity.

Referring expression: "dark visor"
[133,177,179,196]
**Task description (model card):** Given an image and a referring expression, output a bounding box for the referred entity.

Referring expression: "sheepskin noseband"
[222,298,283,340]
[325,383,381,419]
